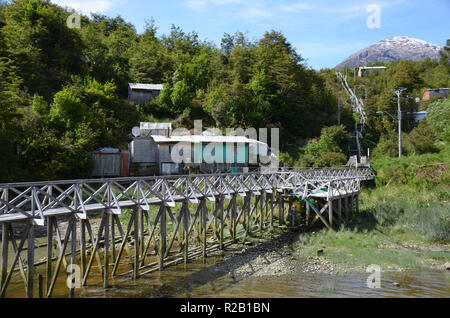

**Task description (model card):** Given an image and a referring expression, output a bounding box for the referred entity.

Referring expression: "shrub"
[405,122,439,155]
[314,152,347,167]
[426,97,450,142]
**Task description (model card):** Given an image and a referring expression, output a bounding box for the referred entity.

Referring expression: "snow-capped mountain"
[335,36,444,69]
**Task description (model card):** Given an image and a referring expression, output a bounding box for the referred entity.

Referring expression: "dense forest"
[0,0,449,183]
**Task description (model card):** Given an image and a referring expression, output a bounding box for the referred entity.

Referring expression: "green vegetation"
[0,0,448,219]
[296,186,450,271]
[293,92,450,271]
[0,0,342,182]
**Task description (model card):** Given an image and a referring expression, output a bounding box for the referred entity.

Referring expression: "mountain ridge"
[335,36,444,69]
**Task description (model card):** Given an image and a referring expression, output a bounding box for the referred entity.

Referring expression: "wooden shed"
[128,83,164,105]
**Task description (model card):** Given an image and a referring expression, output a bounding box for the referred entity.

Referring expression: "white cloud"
[185,0,208,9]
[185,0,247,10]
[236,5,273,21]
[184,0,273,22]
[51,0,124,14]
[278,2,312,13]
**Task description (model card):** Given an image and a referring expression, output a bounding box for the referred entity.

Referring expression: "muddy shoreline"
[209,229,343,278]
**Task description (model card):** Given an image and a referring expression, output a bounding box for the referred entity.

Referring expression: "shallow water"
[4,242,450,298]
[177,269,450,298]
[49,258,450,298]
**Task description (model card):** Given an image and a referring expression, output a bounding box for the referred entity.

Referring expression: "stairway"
[336,72,368,165]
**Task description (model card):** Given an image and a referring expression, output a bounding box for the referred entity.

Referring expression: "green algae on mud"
[294,185,450,273]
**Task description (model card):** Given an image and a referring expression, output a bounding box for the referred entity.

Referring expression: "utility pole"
[393,88,407,158]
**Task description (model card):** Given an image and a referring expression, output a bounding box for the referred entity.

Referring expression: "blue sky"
[51,0,450,69]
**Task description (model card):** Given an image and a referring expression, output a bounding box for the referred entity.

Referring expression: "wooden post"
[183,202,189,265]
[356,195,359,214]
[80,219,86,278]
[220,197,224,250]
[288,197,293,227]
[338,198,342,221]
[292,205,296,227]
[259,194,263,233]
[279,194,284,226]
[111,214,116,263]
[306,199,310,226]
[159,205,166,270]
[350,196,354,219]
[270,193,274,228]
[1,223,8,288]
[202,200,207,257]
[103,211,110,289]
[70,216,77,298]
[244,195,250,235]
[232,196,237,243]
[0,224,31,298]
[328,200,333,227]
[26,223,34,298]
[345,196,349,219]
[140,207,145,256]
[133,207,139,279]
[38,274,43,299]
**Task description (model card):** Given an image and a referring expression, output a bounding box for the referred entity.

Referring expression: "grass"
[295,185,450,272]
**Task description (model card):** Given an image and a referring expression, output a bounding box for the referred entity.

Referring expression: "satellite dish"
[132,127,141,137]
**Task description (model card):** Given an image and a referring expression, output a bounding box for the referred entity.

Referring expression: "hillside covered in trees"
[0,0,449,183]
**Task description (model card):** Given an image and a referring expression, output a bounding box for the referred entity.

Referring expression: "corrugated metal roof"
[140,122,172,130]
[129,83,164,90]
[423,88,449,91]
[150,135,266,145]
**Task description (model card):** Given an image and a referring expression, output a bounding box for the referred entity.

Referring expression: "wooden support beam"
[69,217,77,298]
[54,219,68,268]
[183,202,189,265]
[328,200,333,227]
[219,197,224,250]
[307,201,333,230]
[338,198,342,221]
[350,196,354,219]
[82,214,106,286]
[7,223,27,287]
[232,195,237,243]
[279,194,284,226]
[103,212,110,289]
[111,214,116,263]
[159,205,166,270]
[80,219,86,279]
[270,192,274,228]
[259,193,264,234]
[345,196,349,219]
[112,215,134,276]
[165,206,183,258]
[1,223,8,288]
[133,207,139,279]
[0,223,31,298]
[306,199,310,226]
[47,218,74,297]
[140,207,145,256]
[84,219,104,279]
[356,195,359,214]
[26,223,34,298]
[202,200,207,257]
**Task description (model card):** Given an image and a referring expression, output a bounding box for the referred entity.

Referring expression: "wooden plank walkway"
[0,168,373,297]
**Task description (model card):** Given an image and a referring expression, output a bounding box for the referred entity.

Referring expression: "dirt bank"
[210,230,343,278]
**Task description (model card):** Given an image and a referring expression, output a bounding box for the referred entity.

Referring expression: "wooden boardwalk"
[0,168,373,297]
